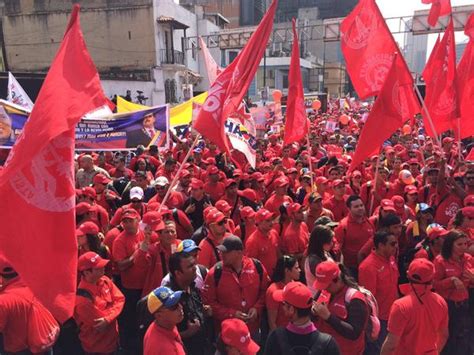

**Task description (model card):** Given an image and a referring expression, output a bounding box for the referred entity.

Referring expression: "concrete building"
[403,19,428,76]
[1,0,223,104]
[324,62,348,98]
[456,40,468,63]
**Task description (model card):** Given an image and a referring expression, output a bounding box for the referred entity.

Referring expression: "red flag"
[340,0,419,120]
[193,0,278,155]
[349,56,409,172]
[0,5,109,322]
[457,13,474,139]
[422,0,452,27]
[199,36,222,86]
[422,18,458,137]
[283,18,309,146]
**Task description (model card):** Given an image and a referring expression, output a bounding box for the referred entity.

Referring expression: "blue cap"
[416,203,434,213]
[147,286,183,314]
[176,239,201,253]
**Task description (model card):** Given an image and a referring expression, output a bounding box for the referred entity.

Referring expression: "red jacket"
[433,253,473,302]
[202,256,270,333]
[245,228,280,278]
[74,276,125,353]
[144,323,185,355]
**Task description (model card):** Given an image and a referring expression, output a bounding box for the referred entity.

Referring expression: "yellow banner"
[116,96,149,113]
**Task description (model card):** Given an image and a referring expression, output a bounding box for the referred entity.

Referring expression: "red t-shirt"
[143,323,185,355]
[203,182,225,202]
[245,229,280,278]
[281,221,309,255]
[265,282,292,328]
[433,253,473,302]
[264,194,293,216]
[431,187,462,227]
[323,195,349,222]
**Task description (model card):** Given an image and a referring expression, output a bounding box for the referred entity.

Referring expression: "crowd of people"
[1,108,474,355]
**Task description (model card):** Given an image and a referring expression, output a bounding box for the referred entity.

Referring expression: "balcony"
[160,49,185,66]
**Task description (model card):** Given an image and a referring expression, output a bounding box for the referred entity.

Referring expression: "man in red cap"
[215,199,236,234]
[381,259,448,355]
[323,179,349,222]
[245,208,280,278]
[235,206,257,242]
[218,318,260,354]
[80,187,110,233]
[358,231,399,352]
[197,208,229,268]
[281,203,309,268]
[370,199,397,229]
[413,223,448,260]
[360,166,390,214]
[74,252,125,354]
[203,165,225,203]
[265,281,340,354]
[264,176,293,216]
[92,173,120,214]
[183,178,212,230]
[305,192,335,231]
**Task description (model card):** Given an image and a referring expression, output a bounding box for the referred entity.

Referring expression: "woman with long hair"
[265,255,301,331]
[433,230,474,355]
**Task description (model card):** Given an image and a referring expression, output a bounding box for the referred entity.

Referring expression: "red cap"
[179,170,191,179]
[225,179,237,188]
[190,178,204,190]
[233,169,243,177]
[82,187,97,199]
[240,206,256,219]
[460,206,474,219]
[427,224,449,240]
[121,209,141,221]
[391,195,405,209]
[79,221,100,235]
[76,202,92,216]
[331,179,345,188]
[464,195,474,206]
[442,137,454,145]
[287,203,304,216]
[207,165,219,175]
[255,208,275,223]
[404,185,418,195]
[315,176,328,185]
[78,252,109,271]
[93,173,112,185]
[407,258,435,284]
[408,158,420,166]
[351,170,362,177]
[221,319,260,354]
[215,200,232,213]
[313,261,340,290]
[287,167,298,174]
[274,176,289,188]
[205,209,226,225]
[273,281,313,309]
[380,199,396,212]
[238,188,258,203]
[147,202,161,211]
[142,211,165,231]
[251,172,264,182]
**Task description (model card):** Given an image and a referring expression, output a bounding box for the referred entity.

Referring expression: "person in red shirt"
[234,206,257,242]
[110,187,148,226]
[74,252,125,354]
[305,192,335,231]
[413,223,448,261]
[154,158,176,181]
[281,203,309,269]
[381,259,449,355]
[81,187,110,233]
[92,173,119,214]
[203,165,225,203]
[161,205,194,240]
[334,195,375,278]
[360,167,391,214]
[108,155,134,180]
[148,176,184,209]
[197,208,228,268]
[282,145,296,170]
[264,176,293,216]
[358,231,399,353]
[323,179,349,222]
[202,236,270,335]
[144,286,186,355]
[433,230,474,354]
[215,199,236,234]
[245,208,280,278]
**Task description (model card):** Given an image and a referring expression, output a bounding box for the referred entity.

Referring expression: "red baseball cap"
[240,206,256,219]
[78,252,109,271]
[205,209,226,225]
[426,224,449,240]
[331,179,345,188]
[407,258,435,284]
[313,261,341,290]
[79,221,100,235]
[93,173,112,185]
[391,195,405,210]
[76,202,92,216]
[225,179,237,188]
[464,194,474,206]
[141,211,165,231]
[221,319,260,354]
[121,208,141,221]
[404,185,418,195]
[460,206,474,219]
[207,165,219,175]
[179,170,191,179]
[274,176,289,188]
[238,188,258,203]
[287,203,304,216]
[442,137,454,145]
[233,169,243,178]
[250,172,264,182]
[190,178,204,190]
[315,176,328,185]
[380,199,396,212]
[255,208,275,223]
[215,200,232,213]
[82,187,97,199]
[273,281,313,309]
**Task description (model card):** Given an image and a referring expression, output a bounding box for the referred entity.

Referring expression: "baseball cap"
[79,221,100,235]
[176,239,201,253]
[314,216,339,228]
[238,189,258,203]
[154,176,169,187]
[399,170,415,185]
[216,235,244,253]
[207,165,219,175]
[250,172,265,182]
[76,202,92,216]
[274,176,289,188]
[331,179,345,188]
[426,223,449,240]
[313,261,341,290]
[315,176,328,185]
[407,258,435,284]
[380,199,396,212]
[442,137,454,145]
[141,211,165,231]
[404,185,418,195]
[190,178,204,190]
[464,195,474,206]
[215,200,232,213]
[221,319,260,355]
[460,206,474,219]
[93,173,112,185]
[416,203,434,214]
[255,208,275,223]
[130,186,144,200]
[233,169,243,178]
[205,209,226,225]
[240,206,256,219]
[147,286,183,314]
[273,281,313,309]
[287,203,304,216]
[82,187,97,199]
[225,179,237,188]
[121,208,141,221]
[78,252,109,271]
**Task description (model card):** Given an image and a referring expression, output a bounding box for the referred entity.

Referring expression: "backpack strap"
[309,331,334,353]
[172,208,183,228]
[205,237,221,263]
[76,288,93,301]
[198,264,208,281]
[273,328,295,355]
[213,261,223,287]
[252,258,264,284]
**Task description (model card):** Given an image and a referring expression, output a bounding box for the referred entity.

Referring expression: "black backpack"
[213,258,263,287]
[273,327,336,355]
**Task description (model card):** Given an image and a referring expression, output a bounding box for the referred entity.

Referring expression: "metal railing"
[160,49,185,65]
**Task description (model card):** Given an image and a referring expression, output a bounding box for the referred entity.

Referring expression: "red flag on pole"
[340,0,419,120]
[422,18,458,137]
[457,13,474,139]
[199,36,222,85]
[193,0,278,155]
[0,5,109,323]
[349,55,409,172]
[422,0,452,27]
[283,18,309,146]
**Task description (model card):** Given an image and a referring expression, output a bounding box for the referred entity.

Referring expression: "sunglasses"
[215,219,227,226]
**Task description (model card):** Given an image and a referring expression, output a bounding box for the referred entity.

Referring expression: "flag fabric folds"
[349,56,409,172]
[199,37,222,85]
[193,0,278,155]
[422,0,452,27]
[422,18,458,137]
[340,0,419,120]
[0,5,109,323]
[283,18,309,146]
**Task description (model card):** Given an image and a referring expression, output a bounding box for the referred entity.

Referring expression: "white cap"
[130,186,144,200]
[154,176,169,187]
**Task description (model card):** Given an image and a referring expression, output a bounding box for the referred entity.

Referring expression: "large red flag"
[193,0,278,155]
[283,18,309,146]
[0,5,109,322]
[422,18,458,137]
[340,0,419,120]
[422,0,452,27]
[349,56,409,172]
[457,13,474,139]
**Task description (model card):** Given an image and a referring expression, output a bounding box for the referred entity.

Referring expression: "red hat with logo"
[221,319,260,354]
[79,221,100,235]
[82,187,97,199]
[240,206,256,219]
[238,188,258,203]
[93,173,112,185]
[313,261,341,290]
[141,211,165,231]
[215,200,232,213]
[225,179,237,188]
[404,185,418,195]
[273,281,313,309]
[205,209,226,225]
[121,208,141,221]
[190,178,204,190]
[78,252,110,271]
[274,176,289,188]
[255,208,275,223]
[380,199,396,212]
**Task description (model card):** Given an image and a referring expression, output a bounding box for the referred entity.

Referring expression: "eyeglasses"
[216,219,227,226]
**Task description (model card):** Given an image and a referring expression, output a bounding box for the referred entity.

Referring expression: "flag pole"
[413,83,442,147]
[369,151,382,216]
[158,134,200,212]
[306,133,315,192]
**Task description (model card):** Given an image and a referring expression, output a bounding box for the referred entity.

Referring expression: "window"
[228,51,238,65]
[192,43,196,60]
[282,74,289,89]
